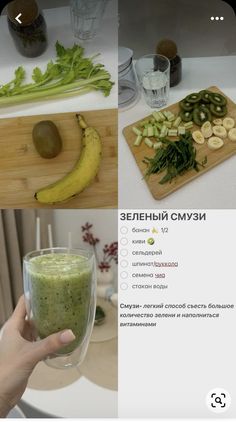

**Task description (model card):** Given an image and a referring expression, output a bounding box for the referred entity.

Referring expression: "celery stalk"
[0,42,114,107]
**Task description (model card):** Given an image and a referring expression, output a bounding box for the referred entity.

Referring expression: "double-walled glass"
[23,248,96,369]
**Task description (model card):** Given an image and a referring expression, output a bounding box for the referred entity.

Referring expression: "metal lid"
[118,46,133,72]
[7,0,39,26]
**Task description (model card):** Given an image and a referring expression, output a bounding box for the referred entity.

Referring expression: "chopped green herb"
[143,132,207,184]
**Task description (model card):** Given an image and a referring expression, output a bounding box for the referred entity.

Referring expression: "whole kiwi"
[33,120,62,159]
[156,39,177,60]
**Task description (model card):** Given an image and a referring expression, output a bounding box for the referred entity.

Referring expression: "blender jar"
[118,46,139,109]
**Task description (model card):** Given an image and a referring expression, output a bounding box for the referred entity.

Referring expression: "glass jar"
[7,0,47,58]
[170,55,182,87]
[118,46,139,109]
[23,247,96,369]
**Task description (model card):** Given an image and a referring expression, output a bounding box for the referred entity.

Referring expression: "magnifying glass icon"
[215,397,223,405]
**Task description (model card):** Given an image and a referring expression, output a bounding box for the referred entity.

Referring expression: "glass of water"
[70,0,109,40]
[135,54,170,108]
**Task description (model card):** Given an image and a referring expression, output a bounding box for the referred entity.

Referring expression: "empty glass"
[135,54,170,108]
[70,0,109,40]
[23,248,96,369]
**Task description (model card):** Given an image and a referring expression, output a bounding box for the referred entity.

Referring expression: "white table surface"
[0,5,118,120]
[119,56,236,209]
[22,374,117,418]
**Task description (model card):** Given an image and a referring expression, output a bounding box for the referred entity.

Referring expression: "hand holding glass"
[23,248,96,369]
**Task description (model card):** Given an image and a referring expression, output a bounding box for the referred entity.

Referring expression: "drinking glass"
[135,54,170,108]
[70,0,109,40]
[23,247,96,369]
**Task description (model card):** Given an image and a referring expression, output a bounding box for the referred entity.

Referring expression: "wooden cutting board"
[123,86,236,199]
[0,109,117,208]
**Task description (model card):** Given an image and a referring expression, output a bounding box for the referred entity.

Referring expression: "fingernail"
[60,329,76,344]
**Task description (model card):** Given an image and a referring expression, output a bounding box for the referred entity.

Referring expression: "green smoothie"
[28,253,92,354]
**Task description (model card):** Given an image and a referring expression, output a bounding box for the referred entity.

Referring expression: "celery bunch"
[0,42,114,107]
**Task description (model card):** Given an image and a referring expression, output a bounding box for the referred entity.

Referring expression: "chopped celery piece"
[134,135,143,146]
[144,138,153,148]
[139,118,150,127]
[173,116,182,128]
[160,125,168,138]
[163,110,175,121]
[153,126,159,137]
[143,128,148,137]
[132,126,142,136]
[163,121,172,128]
[184,121,193,129]
[153,141,162,149]
[157,111,166,121]
[168,115,175,122]
[152,111,162,122]
[150,117,155,124]
[178,126,186,135]
[155,122,163,131]
[168,129,178,137]
[147,124,154,137]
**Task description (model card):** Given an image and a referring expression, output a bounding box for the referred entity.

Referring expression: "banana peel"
[35,114,102,204]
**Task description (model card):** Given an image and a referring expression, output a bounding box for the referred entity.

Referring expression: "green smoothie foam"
[29,253,92,354]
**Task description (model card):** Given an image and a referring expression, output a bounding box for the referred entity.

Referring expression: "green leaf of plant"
[32,67,43,83]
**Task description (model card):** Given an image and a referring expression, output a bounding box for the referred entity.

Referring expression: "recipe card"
[119,210,236,418]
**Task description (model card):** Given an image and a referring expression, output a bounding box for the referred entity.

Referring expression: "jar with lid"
[118,47,139,109]
[7,0,48,58]
[156,39,182,87]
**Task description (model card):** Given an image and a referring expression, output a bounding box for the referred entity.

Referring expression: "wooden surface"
[0,109,117,208]
[123,86,236,200]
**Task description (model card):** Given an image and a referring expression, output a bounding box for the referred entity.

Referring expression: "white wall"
[53,209,117,248]
[38,0,117,18]
[119,0,236,58]
[53,210,118,284]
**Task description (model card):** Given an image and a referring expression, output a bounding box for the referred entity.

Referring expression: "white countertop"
[119,56,236,209]
[0,5,117,119]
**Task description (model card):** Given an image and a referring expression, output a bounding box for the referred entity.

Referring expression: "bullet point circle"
[120,237,128,246]
[120,271,128,279]
[215,16,219,20]
[120,259,128,268]
[120,226,128,234]
[120,249,128,257]
[120,282,128,290]
[210,16,214,20]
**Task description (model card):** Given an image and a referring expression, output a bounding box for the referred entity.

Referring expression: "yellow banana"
[35,114,102,204]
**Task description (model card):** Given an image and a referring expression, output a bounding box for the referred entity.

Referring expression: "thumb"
[29,329,76,364]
